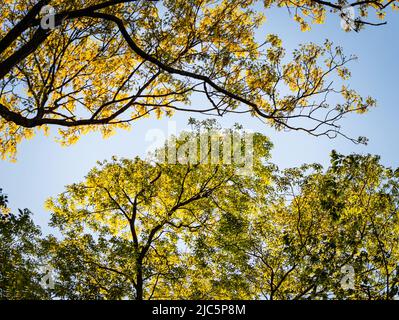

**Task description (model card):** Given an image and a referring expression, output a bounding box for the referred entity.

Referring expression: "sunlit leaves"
[0,0,387,160]
[45,123,273,299]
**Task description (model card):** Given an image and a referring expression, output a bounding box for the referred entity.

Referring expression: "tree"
[209,151,399,299]
[1,0,393,160]
[0,189,49,299]
[45,126,399,300]
[44,121,273,299]
[3,122,399,299]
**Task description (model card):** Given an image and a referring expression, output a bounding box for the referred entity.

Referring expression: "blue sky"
[0,6,398,234]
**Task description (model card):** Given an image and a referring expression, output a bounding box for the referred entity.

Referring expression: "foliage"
[0,0,393,159]
[0,194,49,299]
[2,123,399,300]
[44,122,273,299]
[42,127,399,300]
[210,151,399,299]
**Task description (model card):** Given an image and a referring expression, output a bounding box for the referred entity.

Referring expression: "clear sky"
[0,6,398,234]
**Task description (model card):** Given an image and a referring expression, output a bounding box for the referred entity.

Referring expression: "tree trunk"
[136,261,143,300]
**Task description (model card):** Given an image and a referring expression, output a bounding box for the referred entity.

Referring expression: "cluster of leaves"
[209,151,399,299]
[42,121,273,299]
[0,189,49,299]
[270,0,399,32]
[1,0,395,160]
[2,124,399,300]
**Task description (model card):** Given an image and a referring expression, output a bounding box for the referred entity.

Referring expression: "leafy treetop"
[0,0,391,160]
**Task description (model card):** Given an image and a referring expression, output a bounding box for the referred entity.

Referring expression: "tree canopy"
[1,0,398,302]
[2,125,397,300]
[43,123,273,299]
[0,189,49,299]
[1,0,395,160]
[211,151,399,299]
